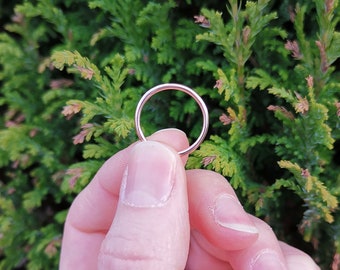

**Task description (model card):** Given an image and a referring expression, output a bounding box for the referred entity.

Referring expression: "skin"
[59,129,320,270]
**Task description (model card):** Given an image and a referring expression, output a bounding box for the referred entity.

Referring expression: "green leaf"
[104,117,134,138]
[23,188,48,211]
[187,135,247,191]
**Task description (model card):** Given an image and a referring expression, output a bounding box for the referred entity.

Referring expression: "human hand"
[59,129,319,269]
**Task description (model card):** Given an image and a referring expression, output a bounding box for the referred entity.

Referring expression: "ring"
[135,83,209,155]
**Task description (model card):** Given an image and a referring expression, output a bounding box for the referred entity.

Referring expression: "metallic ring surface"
[135,83,209,155]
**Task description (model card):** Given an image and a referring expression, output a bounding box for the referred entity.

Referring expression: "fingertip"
[279,242,320,270]
[187,169,259,251]
[148,128,190,164]
[227,216,288,270]
[152,127,187,138]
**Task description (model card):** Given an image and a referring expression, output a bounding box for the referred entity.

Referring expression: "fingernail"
[121,141,176,207]
[251,251,286,270]
[213,194,258,234]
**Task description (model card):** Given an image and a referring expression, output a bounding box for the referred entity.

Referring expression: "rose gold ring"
[135,83,209,156]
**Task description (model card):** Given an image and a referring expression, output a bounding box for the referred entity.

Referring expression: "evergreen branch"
[51,50,101,82]
[278,160,338,223]
[187,135,247,191]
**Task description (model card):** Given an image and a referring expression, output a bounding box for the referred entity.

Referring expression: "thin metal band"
[135,83,209,156]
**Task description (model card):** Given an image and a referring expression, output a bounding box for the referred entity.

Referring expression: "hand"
[59,129,319,269]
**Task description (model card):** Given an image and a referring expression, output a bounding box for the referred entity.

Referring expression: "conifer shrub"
[0,0,339,269]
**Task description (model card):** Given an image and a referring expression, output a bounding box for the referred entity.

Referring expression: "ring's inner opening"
[139,90,203,144]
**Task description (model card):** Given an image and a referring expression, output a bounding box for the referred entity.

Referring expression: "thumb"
[98,141,190,270]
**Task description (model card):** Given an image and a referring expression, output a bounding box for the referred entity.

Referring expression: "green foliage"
[0,0,339,269]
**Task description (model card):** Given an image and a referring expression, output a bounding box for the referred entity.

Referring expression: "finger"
[60,129,189,269]
[227,216,288,270]
[187,169,259,252]
[151,128,190,165]
[186,230,233,270]
[98,141,190,269]
[184,169,259,269]
[279,241,320,270]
